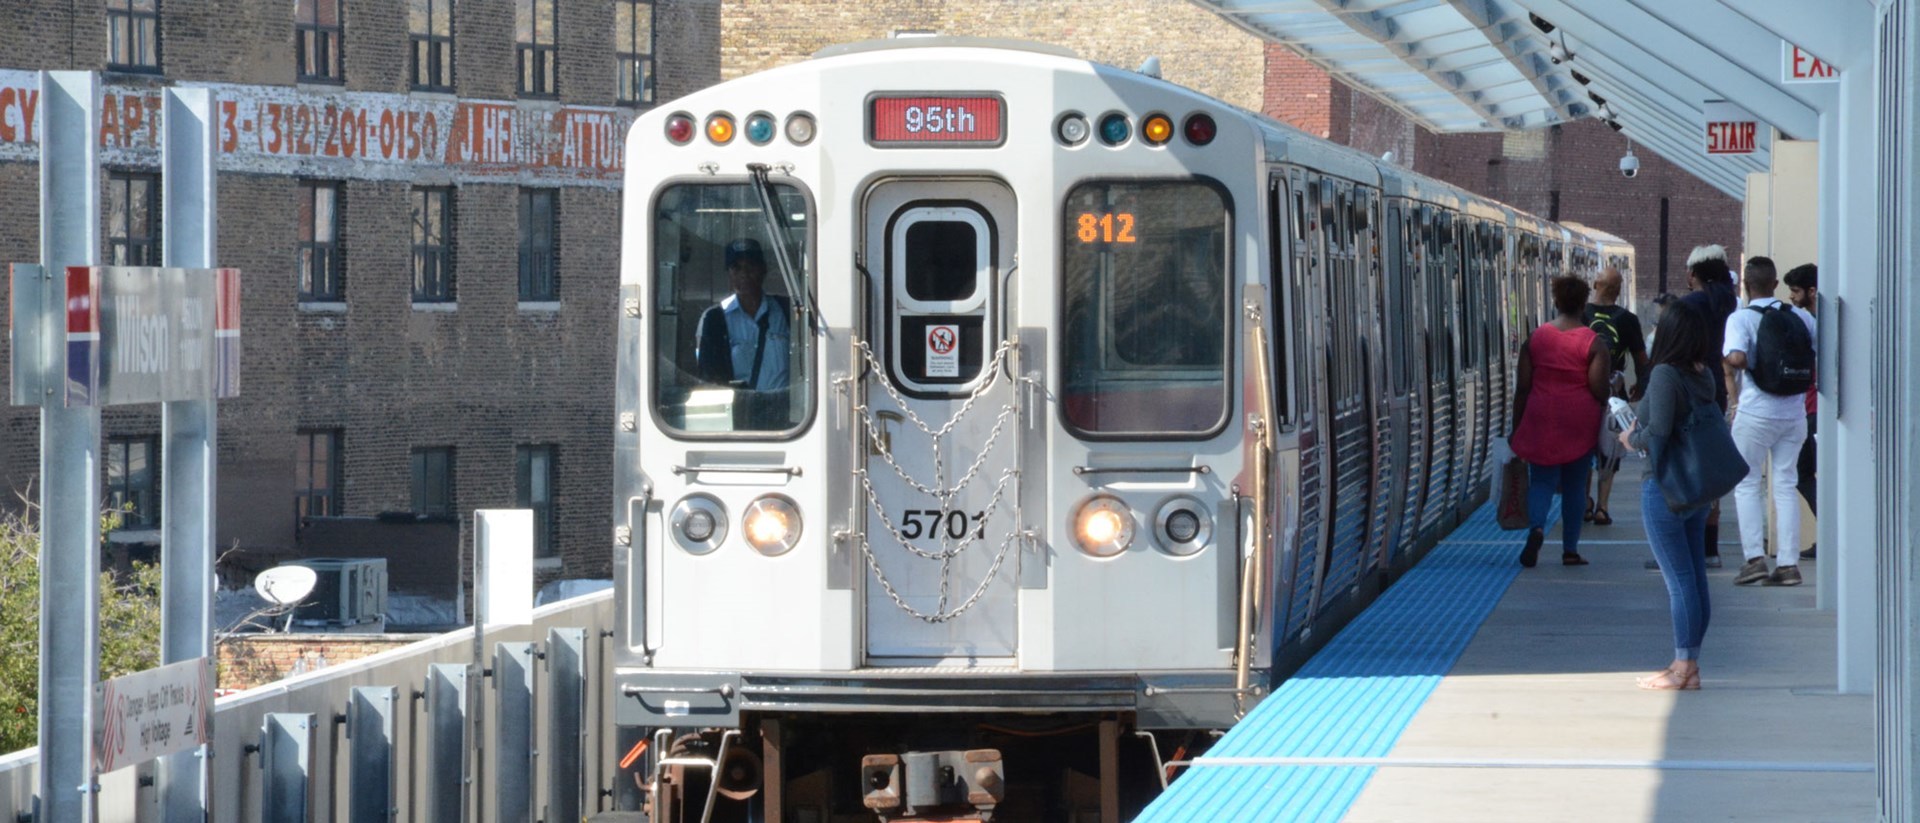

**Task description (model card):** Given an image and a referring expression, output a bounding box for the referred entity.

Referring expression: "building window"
[411,447,454,518]
[295,430,342,520]
[107,0,161,73]
[518,188,557,301]
[516,0,557,98]
[409,0,453,92]
[615,0,654,106]
[105,435,160,529]
[298,181,342,301]
[295,0,343,83]
[411,186,453,302]
[108,171,161,266]
[515,445,556,558]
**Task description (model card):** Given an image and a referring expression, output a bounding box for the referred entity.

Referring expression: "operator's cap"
[724,238,765,269]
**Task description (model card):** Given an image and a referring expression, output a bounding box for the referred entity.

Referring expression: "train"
[601,37,1634,823]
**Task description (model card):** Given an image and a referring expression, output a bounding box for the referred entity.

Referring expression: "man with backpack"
[1583,267,1649,526]
[1723,256,1817,586]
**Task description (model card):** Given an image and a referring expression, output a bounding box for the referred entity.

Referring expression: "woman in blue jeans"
[1621,299,1718,691]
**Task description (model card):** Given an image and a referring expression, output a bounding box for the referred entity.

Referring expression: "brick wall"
[1260,43,1745,305]
[719,0,1267,113]
[217,633,429,691]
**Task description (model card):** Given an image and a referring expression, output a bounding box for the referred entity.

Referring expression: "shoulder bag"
[1650,396,1750,513]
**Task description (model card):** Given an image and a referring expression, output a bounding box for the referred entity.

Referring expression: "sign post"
[7,73,239,823]
[159,85,220,823]
[30,69,104,823]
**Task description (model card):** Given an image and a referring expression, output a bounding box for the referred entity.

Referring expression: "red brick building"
[0,0,721,588]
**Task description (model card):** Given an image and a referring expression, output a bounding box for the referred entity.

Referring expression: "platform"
[1139,478,1873,822]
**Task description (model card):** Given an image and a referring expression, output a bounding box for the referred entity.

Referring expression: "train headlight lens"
[743,495,802,556]
[706,114,736,145]
[1167,510,1200,543]
[1183,113,1217,146]
[665,113,696,145]
[1072,496,1134,558]
[1098,112,1131,146]
[670,495,728,554]
[1154,497,1213,556]
[785,112,817,145]
[745,112,777,145]
[1057,113,1089,146]
[1142,114,1174,145]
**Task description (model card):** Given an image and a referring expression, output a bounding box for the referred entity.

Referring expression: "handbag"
[1493,439,1531,530]
[1650,398,1750,513]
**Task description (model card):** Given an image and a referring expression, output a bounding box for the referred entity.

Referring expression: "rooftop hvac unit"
[284,558,389,628]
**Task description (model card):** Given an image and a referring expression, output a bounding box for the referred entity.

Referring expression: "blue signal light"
[1098,113,1131,146]
[746,114,777,145]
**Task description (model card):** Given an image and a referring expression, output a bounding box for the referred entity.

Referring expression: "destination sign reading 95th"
[869,95,1005,147]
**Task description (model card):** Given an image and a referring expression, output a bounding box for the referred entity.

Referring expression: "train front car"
[610,40,1270,822]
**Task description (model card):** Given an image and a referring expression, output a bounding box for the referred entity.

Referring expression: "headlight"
[743,495,802,556]
[670,495,727,554]
[1071,495,1134,558]
[1154,497,1213,556]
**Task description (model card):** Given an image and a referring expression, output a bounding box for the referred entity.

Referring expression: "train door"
[1317,181,1372,613]
[1418,209,1455,535]
[1383,200,1421,568]
[1358,189,1394,575]
[1449,216,1479,518]
[857,178,1020,662]
[1280,170,1328,641]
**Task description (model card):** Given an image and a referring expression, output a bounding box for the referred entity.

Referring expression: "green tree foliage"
[0,510,163,754]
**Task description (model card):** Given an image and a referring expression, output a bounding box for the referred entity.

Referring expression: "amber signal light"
[706,114,737,145]
[1141,114,1174,146]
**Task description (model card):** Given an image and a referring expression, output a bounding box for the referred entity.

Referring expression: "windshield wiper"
[746,163,823,334]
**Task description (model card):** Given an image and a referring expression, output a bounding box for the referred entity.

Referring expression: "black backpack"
[1746,303,1815,395]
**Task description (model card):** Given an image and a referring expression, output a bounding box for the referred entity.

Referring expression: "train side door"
[857,178,1020,663]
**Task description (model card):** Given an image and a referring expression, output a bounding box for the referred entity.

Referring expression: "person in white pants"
[1722,257,1816,587]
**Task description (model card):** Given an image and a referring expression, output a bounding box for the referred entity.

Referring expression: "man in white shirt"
[1723,256,1817,587]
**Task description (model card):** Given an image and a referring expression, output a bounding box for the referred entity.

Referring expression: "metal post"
[259,714,315,823]
[159,84,218,823]
[347,687,398,822]
[36,70,103,823]
[424,663,467,823]
[493,642,536,823]
[545,628,586,823]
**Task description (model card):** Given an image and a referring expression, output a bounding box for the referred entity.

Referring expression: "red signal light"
[1183,113,1217,146]
[665,114,695,145]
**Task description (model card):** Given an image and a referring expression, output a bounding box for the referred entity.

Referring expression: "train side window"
[1266,178,1292,428]
[650,181,814,436]
[1060,179,1230,437]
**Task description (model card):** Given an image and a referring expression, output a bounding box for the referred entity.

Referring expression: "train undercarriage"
[600,712,1213,823]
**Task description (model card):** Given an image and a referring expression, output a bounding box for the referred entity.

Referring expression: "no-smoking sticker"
[926,324,960,377]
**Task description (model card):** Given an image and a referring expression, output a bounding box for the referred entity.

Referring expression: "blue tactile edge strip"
[1134,501,1544,823]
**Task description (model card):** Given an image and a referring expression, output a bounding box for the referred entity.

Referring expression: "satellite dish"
[255,565,318,607]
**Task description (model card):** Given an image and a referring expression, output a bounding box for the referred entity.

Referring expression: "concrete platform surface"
[1341,482,1871,822]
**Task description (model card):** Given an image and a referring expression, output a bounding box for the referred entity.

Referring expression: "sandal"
[1591,507,1613,526]
[1562,553,1590,566]
[1636,667,1701,691]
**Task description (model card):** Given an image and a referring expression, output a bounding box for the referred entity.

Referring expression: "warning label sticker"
[926,325,959,378]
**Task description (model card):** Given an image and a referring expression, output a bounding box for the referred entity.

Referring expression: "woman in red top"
[1510,276,1611,567]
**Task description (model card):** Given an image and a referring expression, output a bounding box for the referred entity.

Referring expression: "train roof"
[741,39,1595,241]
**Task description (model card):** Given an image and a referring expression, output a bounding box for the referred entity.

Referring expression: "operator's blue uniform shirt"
[696,293,791,391]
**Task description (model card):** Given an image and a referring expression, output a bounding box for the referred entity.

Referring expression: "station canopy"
[1191,0,1848,199]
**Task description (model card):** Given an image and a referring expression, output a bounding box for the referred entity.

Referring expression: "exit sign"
[1782,42,1839,84]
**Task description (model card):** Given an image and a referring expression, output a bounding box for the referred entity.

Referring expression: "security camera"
[1620,149,1640,179]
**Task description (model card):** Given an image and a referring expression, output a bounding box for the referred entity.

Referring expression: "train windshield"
[1060,179,1230,436]
[651,181,813,436]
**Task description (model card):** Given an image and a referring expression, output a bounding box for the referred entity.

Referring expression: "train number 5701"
[897,509,989,540]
